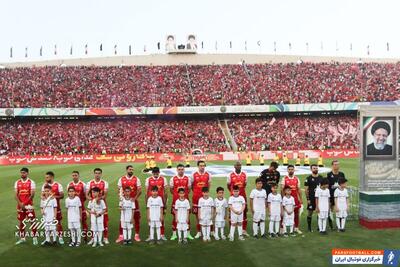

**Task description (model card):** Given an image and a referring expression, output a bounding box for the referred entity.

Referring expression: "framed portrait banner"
[363,116,396,160]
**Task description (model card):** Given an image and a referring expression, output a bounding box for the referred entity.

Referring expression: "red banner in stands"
[0,153,223,166]
[0,150,358,166]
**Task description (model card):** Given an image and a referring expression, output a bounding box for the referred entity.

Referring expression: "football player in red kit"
[281,165,303,234]
[191,160,212,239]
[15,167,38,245]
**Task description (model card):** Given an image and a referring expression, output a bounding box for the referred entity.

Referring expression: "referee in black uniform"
[304,164,323,232]
[326,160,346,230]
[258,161,280,196]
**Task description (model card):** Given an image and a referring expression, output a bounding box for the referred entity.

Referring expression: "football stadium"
[1,1,400,267]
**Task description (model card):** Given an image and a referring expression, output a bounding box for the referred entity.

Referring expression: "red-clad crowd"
[0,116,358,156]
[245,62,400,104]
[0,119,227,156]
[229,115,359,151]
[1,62,399,108]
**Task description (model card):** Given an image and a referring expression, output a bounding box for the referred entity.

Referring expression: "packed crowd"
[0,119,227,156]
[1,62,399,107]
[229,115,359,151]
[0,115,358,156]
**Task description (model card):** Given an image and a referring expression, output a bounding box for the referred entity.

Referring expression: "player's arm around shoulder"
[146,199,150,223]
[228,203,235,215]
[58,184,64,200]
[186,204,190,224]
[226,174,231,191]
[14,186,24,209]
[99,200,106,215]
[267,197,271,215]
[102,182,108,200]
[240,196,246,213]
[160,206,164,222]
[53,201,57,220]
[334,189,339,212]
[250,197,254,214]
[79,202,82,220]
[40,202,45,216]
[198,199,202,219]
[345,189,350,211]
[130,203,135,224]
[315,192,320,213]
[211,205,215,220]
[31,180,36,200]
[169,177,174,194]
[135,182,142,202]
[304,179,310,205]
[163,177,168,202]
[223,200,228,221]
[160,197,164,221]
[85,183,92,201]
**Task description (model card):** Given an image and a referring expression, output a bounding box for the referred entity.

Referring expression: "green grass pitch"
[0,158,399,267]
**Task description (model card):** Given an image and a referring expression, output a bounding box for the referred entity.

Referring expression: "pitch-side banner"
[83,102,363,115]
[0,102,375,117]
[0,150,358,165]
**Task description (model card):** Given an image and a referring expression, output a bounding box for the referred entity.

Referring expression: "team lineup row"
[14,160,349,247]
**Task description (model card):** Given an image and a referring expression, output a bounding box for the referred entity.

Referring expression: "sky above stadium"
[1,0,400,63]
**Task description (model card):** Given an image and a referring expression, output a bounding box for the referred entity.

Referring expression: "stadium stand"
[0,115,358,156]
[0,119,227,155]
[1,62,399,107]
[229,115,359,151]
